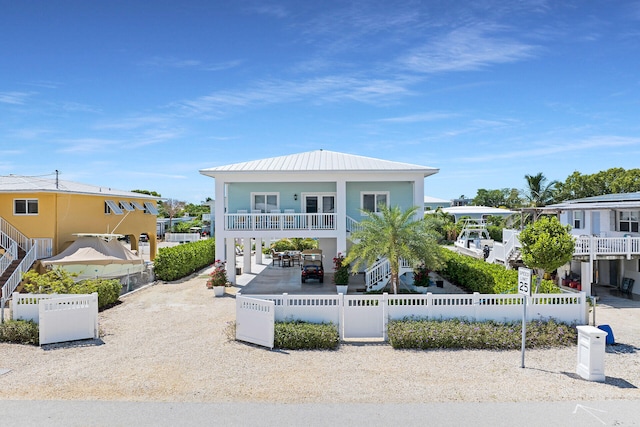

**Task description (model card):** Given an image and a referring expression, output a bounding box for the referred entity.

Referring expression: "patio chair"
[271,249,282,267]
[290,251,302,266]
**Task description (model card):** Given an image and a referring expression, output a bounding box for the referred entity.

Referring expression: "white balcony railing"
[574,235,640,259]
[225,213,336,231]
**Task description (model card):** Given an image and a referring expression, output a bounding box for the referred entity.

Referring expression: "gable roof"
[0,175,159,199]
[200,150,439,177]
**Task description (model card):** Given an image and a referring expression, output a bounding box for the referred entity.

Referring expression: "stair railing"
[1,243,38,322]
[0,217,32,252]
[0,240,17,278]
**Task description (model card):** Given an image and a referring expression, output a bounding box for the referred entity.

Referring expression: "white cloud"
[458,136,640,163]
[380,112,460,123]
[0,91,34,105]
[399,25,537,74]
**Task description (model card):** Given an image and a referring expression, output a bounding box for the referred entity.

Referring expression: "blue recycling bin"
[597,324,615,345]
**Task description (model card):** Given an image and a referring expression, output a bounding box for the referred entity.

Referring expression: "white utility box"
[576,325,608,382]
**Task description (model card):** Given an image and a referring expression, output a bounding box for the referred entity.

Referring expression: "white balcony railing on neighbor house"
[225,213,336,231]
[574,235,640,259]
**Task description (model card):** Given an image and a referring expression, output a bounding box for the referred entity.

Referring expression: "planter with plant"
[207,260,229,297]
[413,264,431,291]
[333,253,349,294]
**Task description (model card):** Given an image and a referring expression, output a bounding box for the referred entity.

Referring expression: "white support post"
[255,238,263,264]
[243,237,252,274]
[226,238,236,284]
[336,179,347,256]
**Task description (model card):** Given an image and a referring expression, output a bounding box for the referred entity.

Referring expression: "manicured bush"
[439,251,559,294]
[0,320,39,345]
[388,317,577,350]
[22,268,121,309]
[153,238,216,281]
[71,279,121,309]
[274,321,339,350]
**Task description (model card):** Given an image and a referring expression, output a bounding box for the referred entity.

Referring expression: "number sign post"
[518,267,532,368]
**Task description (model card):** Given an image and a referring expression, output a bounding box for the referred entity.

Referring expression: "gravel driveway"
[1,271,639,403]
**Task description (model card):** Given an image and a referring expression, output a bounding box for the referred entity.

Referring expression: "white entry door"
[304,195,335,229]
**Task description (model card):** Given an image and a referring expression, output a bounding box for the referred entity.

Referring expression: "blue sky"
[1,1,639,203]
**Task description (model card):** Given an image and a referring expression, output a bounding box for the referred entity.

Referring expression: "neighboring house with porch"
[542,192,640,297]
[200,150,438,287]
[1,175,160,304]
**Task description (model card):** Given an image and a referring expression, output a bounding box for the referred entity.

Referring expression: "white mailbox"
[576,325,608,382]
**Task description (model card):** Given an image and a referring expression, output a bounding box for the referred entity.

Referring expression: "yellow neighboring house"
[0,175,159,302]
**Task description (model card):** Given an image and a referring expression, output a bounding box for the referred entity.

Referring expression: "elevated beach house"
[199,150,439,285]
[1,175,159,304]
[542,192,640,297]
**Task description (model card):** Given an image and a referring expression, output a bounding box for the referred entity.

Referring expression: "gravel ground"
[1,271,639,404]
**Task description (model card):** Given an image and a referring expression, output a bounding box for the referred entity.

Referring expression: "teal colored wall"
[227,182,335,212]
[346,181,414,219]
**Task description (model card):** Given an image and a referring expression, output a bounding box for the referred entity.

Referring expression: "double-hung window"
[361,192,389,213]
[619,211,639,233]
[14,199,38,215]
[572,210,584,229]
[253,193,278,213]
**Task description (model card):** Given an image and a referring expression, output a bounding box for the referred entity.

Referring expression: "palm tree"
[343,205,443,294]
[524,172,558,207]
[523,172,559,222]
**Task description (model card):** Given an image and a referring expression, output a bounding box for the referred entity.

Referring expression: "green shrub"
[0,320,39,345]
[274,321,339,350]
[388,317,576,350]
[71,279,121,309]
[439,251,559,294]
[153,239,216,281]
[22,268,121,309]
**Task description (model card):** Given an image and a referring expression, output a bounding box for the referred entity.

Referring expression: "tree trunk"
[535,268,544,294]
[391,272,399,294]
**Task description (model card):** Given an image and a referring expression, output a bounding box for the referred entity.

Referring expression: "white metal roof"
[199,150,439,177]
[440,206,517,216]
[424,195,450,203]
[0,175,159,199]
[543,192,640,211]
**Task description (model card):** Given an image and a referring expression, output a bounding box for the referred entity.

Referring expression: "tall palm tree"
[524,172,558,207]
[523,172,558,223]
[344,205,443,294]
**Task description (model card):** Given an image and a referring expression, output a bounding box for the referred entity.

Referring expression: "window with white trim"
[619,211,639,233]
[14,199,38,215]
[361,192,389,213]
[572,210,584,229]
[252,193,278,213]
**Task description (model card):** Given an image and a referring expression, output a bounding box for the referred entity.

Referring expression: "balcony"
[574,235,640,259]
[225,212,336,231]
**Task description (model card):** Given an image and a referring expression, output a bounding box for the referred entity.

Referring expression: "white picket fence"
[12,292,99,345]
[236,292,587,344]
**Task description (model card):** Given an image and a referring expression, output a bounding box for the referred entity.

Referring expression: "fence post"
[382,292,388,341]
[473,292,480,321]
[338,293,344,341]
[426,292,433,319]
[282,293,289,320]
[91,292,99,339]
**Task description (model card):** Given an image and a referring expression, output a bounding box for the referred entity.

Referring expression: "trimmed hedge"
[153,239,216,281]
[274,321,339,350]
[388,318,577,350]
[22,269,121,309]
[71,279,121,309]
[0,320,39,345]
[440,250,559,294]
